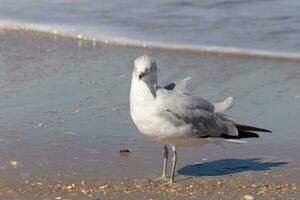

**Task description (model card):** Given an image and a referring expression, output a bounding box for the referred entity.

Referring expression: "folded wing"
[156,86,270,140]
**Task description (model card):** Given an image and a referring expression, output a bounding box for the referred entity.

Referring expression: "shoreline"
[1,27,300,63]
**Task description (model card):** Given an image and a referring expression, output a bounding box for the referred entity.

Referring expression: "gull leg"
[152,145,169,182]
[164,146,177,185]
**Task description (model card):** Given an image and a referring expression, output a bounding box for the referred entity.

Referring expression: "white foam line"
[1,21,300,61]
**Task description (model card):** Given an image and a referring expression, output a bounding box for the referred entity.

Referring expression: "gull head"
[133,55,157,84]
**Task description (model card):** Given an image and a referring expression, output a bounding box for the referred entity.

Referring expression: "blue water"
[1,0,300,56]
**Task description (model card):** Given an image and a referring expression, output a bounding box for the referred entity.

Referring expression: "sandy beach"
[0,30,299,199]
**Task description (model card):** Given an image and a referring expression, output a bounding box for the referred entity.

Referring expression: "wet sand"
[0,30,299,199]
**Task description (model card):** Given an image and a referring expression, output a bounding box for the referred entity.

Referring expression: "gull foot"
[148,175,169,182]
[162,179,175,186]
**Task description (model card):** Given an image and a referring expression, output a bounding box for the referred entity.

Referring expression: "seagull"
[130,55,271,184]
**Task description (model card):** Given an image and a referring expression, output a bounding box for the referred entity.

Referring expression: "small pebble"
[243,195,255,200]
[119,149,130,155]
[7,128,17,134]
[111,107,118,112]
[37,123,45,128]
[9,160,18,168]
[99,185,109,189]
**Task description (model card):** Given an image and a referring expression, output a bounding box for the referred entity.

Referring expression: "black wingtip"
[234,123,272,133]
[253,128,272,133]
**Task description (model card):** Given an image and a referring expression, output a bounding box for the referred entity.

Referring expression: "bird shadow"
[178,158,287,177]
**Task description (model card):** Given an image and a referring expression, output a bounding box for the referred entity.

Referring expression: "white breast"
[130,77,191,142]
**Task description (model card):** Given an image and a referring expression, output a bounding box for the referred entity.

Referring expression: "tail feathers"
[235,123,272,133]
[214,97,234,113]
[221,123,271,140]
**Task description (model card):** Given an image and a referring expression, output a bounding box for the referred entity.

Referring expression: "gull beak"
[139,72,146,80]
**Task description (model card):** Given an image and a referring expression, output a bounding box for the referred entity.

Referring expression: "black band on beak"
[139,73,146,80]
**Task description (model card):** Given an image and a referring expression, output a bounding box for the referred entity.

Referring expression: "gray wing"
[161,77,214,113]
[156,88,238,138]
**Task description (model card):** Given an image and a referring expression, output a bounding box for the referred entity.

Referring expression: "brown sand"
[0,171,299,200]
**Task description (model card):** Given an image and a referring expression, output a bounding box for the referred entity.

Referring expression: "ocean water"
[0,0,300,57]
